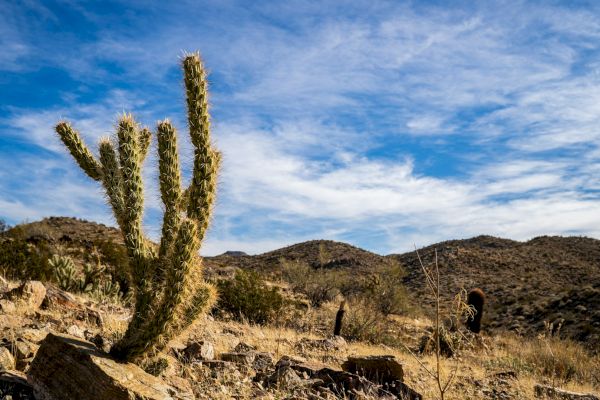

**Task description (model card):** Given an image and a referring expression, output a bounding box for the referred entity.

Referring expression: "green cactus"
[50,254,78,291]
[55,52,219,361]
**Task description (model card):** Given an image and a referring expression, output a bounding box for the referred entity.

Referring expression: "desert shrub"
[282,259,411,315]
[0,219,9,233]
[216,269,285,324]
[282,261,343,306]
[361,262,411,316]
[341,298,395,345]
[0,237,52,280]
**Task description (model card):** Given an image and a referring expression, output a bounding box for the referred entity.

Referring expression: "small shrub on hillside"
[341,298,395,345]
[282,259,411,315]
[282,261,342,306]
[216,269,285,324]
[0,219,9,233]
[0,237,52,280]
[361,262,411,316]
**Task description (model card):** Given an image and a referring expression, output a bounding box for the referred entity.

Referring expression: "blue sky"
[2,0,600,255]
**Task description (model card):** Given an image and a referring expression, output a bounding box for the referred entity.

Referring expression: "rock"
[220,352,255,366]
[234,341,257,352]
[534,383,599,399]
[184,341,215,361]
[295,337,347,352]
[8,281,46,310]
[66,324,86,339]
[0,370,35,399]
[0,347,15,371]
[42,285,80,309]
[266,365,303,389]
[6,339,39,371]
[253,352,274,372]
[0,299,16,313]
[27,332,176,400]
[275,355,329,378]
[199,360,233,371]
[341,355,404,384]
[164,376,194,400]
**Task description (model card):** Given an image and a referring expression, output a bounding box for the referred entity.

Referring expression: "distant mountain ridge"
[8,217,600,350]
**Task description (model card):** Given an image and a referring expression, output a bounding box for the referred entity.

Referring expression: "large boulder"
[8,281,46,310]
[27,332,177,400]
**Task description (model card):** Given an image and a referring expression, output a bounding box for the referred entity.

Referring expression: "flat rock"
[534,384,599,399]
[342,355,404,384]
[27,332,176,400]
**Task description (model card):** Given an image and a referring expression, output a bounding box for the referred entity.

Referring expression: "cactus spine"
[55,53,218,361]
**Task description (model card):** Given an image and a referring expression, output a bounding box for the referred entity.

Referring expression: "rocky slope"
[3,218,599,351]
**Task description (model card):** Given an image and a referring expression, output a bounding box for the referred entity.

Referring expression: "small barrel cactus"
[466,288,485,333]
[334,300,346,336]
[55,52,219,361]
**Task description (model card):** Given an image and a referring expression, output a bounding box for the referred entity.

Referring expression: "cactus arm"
[115,114,147,264]
[157,120,182,258]
[138,127,152,163]
[55,121,102,181]
[183,52,210,150]
[98,139,126,227]
[182,54,220,241]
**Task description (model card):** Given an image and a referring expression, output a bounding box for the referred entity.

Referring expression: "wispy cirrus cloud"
[2,1,600,255]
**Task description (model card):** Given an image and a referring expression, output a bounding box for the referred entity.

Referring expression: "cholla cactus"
[55,52,219,361]
[50,254,78,291]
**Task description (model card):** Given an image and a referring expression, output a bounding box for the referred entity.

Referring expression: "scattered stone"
[27,332,176,400]
[165,376,194,400]
[184,341,215,361]
[0,299,16,314]
[0,347,15,371]
[0,370,35,399]
[42,285,80,309]
[66,324,86,339]
[276,355,329,378]
[266,365,303,389]
[234,341,256,353]
[341,355,404,384]
[253,352,274,372]
[534,383,599,399]
[296,337,347,352]
[198,360,233,371]
[221,352,255,366]
[8,281,46,310]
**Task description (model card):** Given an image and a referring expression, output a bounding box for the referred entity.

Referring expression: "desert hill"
[3,218,599,350]
[205,239,394,273]
[389,235,600,350]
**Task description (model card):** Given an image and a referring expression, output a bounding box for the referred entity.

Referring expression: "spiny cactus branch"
[55,122,102,181]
